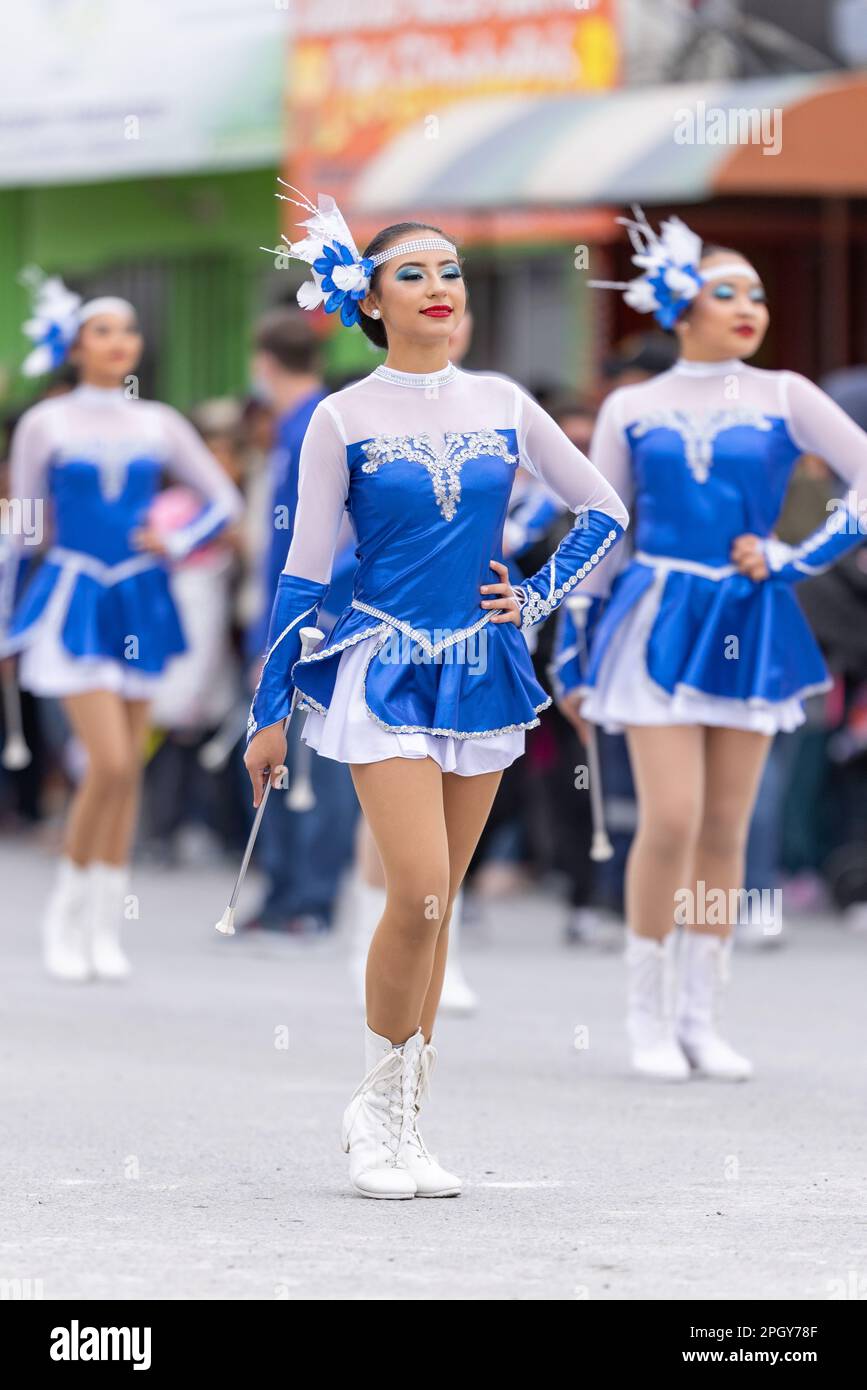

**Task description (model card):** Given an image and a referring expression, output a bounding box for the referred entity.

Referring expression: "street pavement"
[1,838,865,1301]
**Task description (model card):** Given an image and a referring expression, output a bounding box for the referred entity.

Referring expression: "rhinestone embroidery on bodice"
[359,429,518,521]
[631,407,774,484]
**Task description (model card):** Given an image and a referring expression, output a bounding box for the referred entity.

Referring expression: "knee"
[698,806,748,861]
[387,864,451,941]
[638,797,702,860]
[89,752,139,798]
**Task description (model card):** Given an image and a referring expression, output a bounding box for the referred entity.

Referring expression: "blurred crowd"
[3,310,867,939]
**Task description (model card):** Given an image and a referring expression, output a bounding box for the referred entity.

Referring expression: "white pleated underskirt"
[300,633,526,776]
[582,573,808,736]
[17,577,163,700]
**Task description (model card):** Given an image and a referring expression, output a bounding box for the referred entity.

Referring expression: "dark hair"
[699,243,742,262]
[547,393,597,427]
[254,306,321,373]
[359,222,464,350]
[603,333,678,377]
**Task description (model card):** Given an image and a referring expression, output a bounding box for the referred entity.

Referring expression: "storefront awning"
[352,72,867,216]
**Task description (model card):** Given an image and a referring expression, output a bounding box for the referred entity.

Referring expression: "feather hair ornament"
[589,206,705,330]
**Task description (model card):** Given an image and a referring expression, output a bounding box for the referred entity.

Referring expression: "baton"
[214,625,323,935]
[1,661,32,770]
[565,596,613,863]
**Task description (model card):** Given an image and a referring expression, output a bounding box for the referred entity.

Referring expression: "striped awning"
[352,72,866,215]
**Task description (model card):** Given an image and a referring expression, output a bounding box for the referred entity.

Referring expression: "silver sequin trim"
[370,237,457,267]
[350,598,491,652]
[359,429,517,522]
[294,622,387,665]
[631,407,773,485]
[519,528,619,629]
[283,625,390,720]
[359,628,552,738]
[372,362,459,390]
[247,601,320,738]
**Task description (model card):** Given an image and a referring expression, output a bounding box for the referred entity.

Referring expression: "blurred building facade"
[1,1,866,407]
[0,0,289,408]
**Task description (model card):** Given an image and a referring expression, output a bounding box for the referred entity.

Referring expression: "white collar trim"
[673,358,747,378]
[372,361,458,389]
[73,383,128,403]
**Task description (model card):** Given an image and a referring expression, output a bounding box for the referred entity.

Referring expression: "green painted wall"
[0,176,586,408]
[0,168,281,410]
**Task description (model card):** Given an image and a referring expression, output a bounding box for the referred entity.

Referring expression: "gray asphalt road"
[2,838,864,1301]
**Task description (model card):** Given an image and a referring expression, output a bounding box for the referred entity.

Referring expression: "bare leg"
[61,691,144,865]
[356,816,386,889]
[420,768,502,1038]
[624,724,705,940]
[691,727,773,938]
[350,757,451,1044]
[350,758,502,1044]
[100,699,152,865]
[673,727,771,1081]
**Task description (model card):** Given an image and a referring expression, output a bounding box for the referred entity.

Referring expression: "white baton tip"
[590,832,615,863]
[2,736,32,770]
[215,906,236,936]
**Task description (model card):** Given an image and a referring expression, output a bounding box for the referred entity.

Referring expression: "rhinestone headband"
[700,263,760,283]
[370,237,458,268]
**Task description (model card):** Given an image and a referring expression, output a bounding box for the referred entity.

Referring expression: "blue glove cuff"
[246,573,327,744]
[515,509,624,629]
[763,504,867,584]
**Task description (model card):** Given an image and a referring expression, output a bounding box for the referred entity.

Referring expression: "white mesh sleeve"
[515,385,630,529]
[566,389,634,600]
[280,399,350,585]
[0,406,54,636]
[8,406,53,530]
[158,406,244,556]
[783,371,867,499]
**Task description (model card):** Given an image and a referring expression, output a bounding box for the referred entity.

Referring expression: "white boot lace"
[348,1049,408,1162]
[627,936,677,1043]
[403,1043,438,1162]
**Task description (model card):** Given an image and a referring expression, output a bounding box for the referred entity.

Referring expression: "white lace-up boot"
[398,1033,462,1197]
[89,862,132,980]
[341,1024,419,1199]
[625,930,690,1081]
[42,857,92,982]
[675,931,753,1080]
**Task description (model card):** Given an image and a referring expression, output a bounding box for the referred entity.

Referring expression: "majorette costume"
[248,187,630,781]
[248,186,628,1199]
[552,210,867,737]
[0,272,244,698]
[552,210,867,1089]
[0,273,244,990]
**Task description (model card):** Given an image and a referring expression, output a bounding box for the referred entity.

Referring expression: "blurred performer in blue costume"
[245,187,629,1200]
[243,308,358,932]
[0,272,243,982]
[553,210,867,1083]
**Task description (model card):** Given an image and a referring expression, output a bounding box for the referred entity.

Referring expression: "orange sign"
[287,0,620,208]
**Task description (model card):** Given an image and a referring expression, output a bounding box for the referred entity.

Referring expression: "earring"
[370,309,381,319]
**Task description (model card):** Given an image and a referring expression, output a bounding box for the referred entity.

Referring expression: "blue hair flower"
[646,264,704,330]
[312,241,374,328]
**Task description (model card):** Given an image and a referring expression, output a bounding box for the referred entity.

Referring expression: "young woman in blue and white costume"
[0,274,242,983]
[245,188,629,1200]
[552,211,867,1084]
